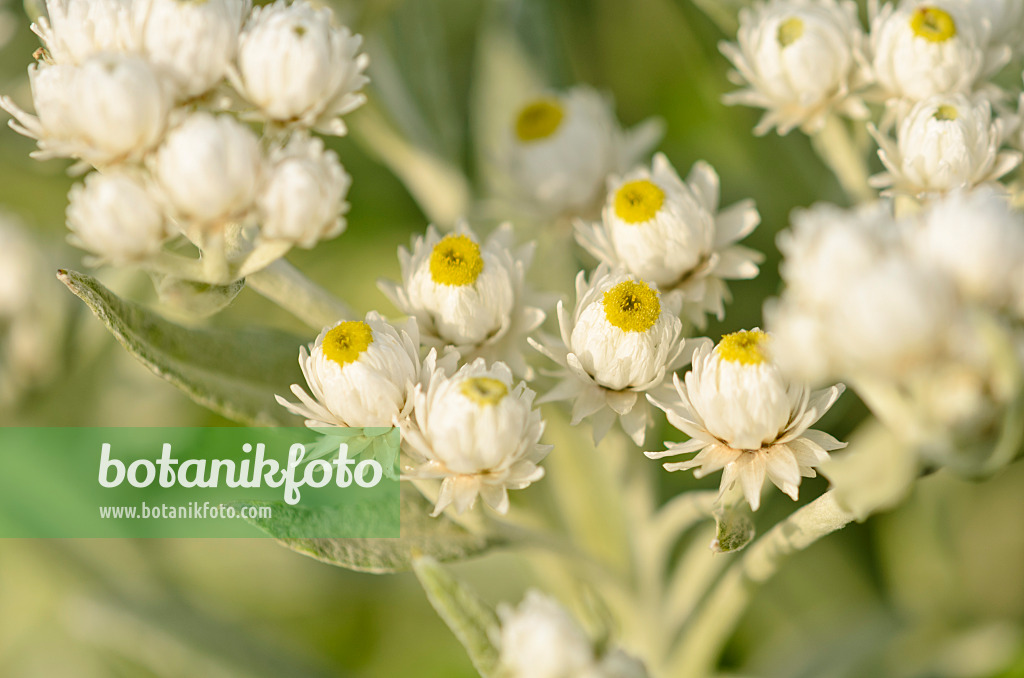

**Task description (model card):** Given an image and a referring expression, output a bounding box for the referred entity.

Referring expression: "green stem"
[666,491,857,677]
[811,115,875,204]
[246,259,352,330]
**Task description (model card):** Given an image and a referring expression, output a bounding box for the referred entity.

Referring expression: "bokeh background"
[0,0,1023,676]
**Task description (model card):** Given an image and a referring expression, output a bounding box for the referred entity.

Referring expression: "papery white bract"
[530,265,703,445]
[402,359,551,516]
[647,330,846,511]
[32,0,138,65]
[230,0,369,135]
[575,154,762,328]
[380,221,545,377]
[720,0,871,136]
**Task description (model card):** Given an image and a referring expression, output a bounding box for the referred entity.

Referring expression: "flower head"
[32,0,139,65]
[530,265,703,445]
[647,330,846,510]
[380,222,545,377]
[575,154,762,327]
[720,0,871,135]
[402,359,551,516]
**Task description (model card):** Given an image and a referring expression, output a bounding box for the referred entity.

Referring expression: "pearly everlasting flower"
[575,154,762,328]
[230,0,369,135]
[32,0,138,65]
[869,94,1020,197]
[380,222,545,377]
[2,53,172,166]
[151,112,262,225]
[258,134,351,249]
[276,312,432,429]
[720,0,871,136]
[530,265,702,445]
[134,0,250,99]
[911,188,1024,311]
[501,87,663,218]
[868,1,996,105]
[647,330,846,511]
[494,590,651,678]
[402,359,551,516]
[66,170,169,265]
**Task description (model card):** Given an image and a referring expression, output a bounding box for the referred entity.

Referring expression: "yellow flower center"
[460,376,508,405]
[515,99,564,142]
[933,104,959,121]
[777,17,805,47]
[603,280,661,333]
[429,234,484,287]
[322,321,374,367]
[910,7,956,43]
[717,330,769,365]
[614,180,665,224]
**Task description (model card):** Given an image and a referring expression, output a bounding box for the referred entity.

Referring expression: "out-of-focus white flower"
[768,201,959,384]
[869,94,1020,196]
[258,134,350,249]
[32,0,138,65]
[403,359,551,516]
[647,330,846,511]
[380,222,545,377]
[868,1,997,105]
[720,0,871,136]
[949,0,1024,60]
[66,170,168,264]
[151,112,262,225]
[276,312,437,428]
[2,53,172,166]
[230,0,368,135]
[575,154,762,328]
[530,265,702,445]
[501,87,663,218]
[912,188,1024,311]
[134,0,250,99]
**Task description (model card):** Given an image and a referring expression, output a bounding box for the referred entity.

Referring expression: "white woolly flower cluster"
[2,0,366,285]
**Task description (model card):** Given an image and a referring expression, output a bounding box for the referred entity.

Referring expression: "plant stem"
[812,115,875,204]
[666,491,857,677]
[246,259,352,330]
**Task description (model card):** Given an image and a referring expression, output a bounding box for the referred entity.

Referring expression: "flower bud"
[66,171,168,264]
[33,0,139,65]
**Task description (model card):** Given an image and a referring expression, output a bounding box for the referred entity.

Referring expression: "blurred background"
[0,0,1023,676]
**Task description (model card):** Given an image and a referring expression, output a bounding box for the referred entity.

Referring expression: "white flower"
[32,0,138,65]
[868,1,996,104]
[949,0,1024,60]
[530,265,702,445]
[151,112,262,225]
[647,330,846,511]
[380,222,545,378]
[575,154,762,328]
[230,0,369,135]
[66,170,168,264]
[276,312,431,429]
[2,53,172,166]
[912,188,1024,311]
[403,359,551,516]
[720,0,871,136]
[134,0,250,99]
[501,87,663,218]
[869,94,1020,197]
[258,134,351,249]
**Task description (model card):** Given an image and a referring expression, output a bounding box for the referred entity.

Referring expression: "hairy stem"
[246,259,352,330]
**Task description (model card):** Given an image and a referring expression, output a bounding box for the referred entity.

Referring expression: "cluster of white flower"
[2,0,367,282]
[723,0,1024,199]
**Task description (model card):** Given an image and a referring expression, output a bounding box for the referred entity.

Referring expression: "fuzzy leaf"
[712,504,755,554]
[413,556,501,677]
[58,269,303,426]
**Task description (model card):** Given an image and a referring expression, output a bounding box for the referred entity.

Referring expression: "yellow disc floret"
[933,104,959,121]
[614,180,666,224]
[430,234,484,287]
[717,329,769,365]
[515,99,564,142]
[910,7,956,43]
[322,321,374,367]
[461,376,509,405]
[603,280,661,333]
[777,17,805,47]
